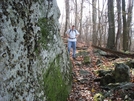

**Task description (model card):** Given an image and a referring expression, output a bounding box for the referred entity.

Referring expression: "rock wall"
[0,0,72,101]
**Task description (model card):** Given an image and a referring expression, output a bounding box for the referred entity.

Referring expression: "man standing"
[66,25,79,59]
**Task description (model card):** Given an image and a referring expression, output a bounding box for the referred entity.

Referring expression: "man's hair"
[72,25,75,27]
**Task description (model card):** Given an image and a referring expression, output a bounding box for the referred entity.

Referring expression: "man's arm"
[65,30,70,38]
[75,34,78,38]
[66,33,70,38]
[75,30,79,38]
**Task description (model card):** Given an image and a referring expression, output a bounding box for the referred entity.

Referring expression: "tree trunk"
[64,0,70,36]
[79,0,84,41]
[75,0,78,29]
[115,0,121,51]
[107,0,115,50]
[92,0,97,45]
[85,18,90,45]
[122,0,128,51]
[104,11,108,47]
[97,0,101,46]
[126,0,133,51]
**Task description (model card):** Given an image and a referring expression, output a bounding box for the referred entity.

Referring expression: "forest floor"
[66,42,134,101]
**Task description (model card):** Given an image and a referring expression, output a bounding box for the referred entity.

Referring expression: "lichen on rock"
[0,0,72,101]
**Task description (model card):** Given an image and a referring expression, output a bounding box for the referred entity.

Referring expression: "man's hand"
[75,35,79,38]
[67,34,70,38]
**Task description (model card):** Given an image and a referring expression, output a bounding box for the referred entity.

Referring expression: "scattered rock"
[79,70,90,76]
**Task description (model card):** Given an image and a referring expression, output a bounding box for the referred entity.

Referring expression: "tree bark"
[92,0,97,45]
[79,0,84,41]
[126,0,133,51]
[122,0,128,51]
[107,0,115,50]
[75,0,78,29]
[64,0,70,36]
[92,45,134,58]
[115,0,121,51]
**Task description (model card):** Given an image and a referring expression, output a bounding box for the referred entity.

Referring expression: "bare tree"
[75,0,78,29]
[103,11,108,47]
[107,0,115,50]
[97,0,101,46]
[122,0,128,51]
[115,0,122,51]
[64,0,70,36]
[126,0,133,50]
[97,0,107,47]
[79,0,84,41]
[92,0,97,45]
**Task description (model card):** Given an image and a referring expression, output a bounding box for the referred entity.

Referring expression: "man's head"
[72,25,75,30]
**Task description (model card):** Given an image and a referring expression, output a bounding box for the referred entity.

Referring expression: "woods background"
[57,0,134,52]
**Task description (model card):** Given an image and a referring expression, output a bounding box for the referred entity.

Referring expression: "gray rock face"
[0,0,71,101]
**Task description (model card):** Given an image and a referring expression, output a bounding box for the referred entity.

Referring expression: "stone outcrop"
[94,63,130,86]
[0,0,72,101]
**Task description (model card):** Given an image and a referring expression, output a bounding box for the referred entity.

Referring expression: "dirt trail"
[67,47,101,101]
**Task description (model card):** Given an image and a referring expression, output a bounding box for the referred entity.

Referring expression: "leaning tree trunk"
[64,0,70,36]
[115,0,122,51]
[92,0,97,45]
[107,0,115,50]
[122,0,128,51]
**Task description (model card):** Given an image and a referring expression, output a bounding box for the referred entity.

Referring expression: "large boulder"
[0,0,72,101]
[95,63,130,86]
[113,63,130,82]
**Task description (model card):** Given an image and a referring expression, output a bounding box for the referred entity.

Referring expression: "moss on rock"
[37,18,55,50]
[93,93,104,101]
[82,55,91,65]
[43,55,72,101]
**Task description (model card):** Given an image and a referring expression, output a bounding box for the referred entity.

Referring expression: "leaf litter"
[67,45,134,101]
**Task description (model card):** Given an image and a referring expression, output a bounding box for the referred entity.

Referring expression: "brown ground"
[66,42,134,101]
